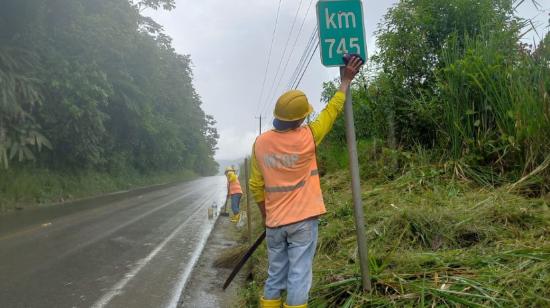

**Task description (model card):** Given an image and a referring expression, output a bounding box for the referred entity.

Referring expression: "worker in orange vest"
[225,166,243,223]
[249,56,364,308]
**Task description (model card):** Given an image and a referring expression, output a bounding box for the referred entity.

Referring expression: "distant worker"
[225,166,243,223]
[249,56,364,308]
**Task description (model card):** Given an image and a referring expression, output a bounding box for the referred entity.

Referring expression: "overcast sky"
[146,1,549,161]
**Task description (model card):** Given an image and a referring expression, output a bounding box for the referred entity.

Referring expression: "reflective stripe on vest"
[254,126,326,227]
[264,169,319,193]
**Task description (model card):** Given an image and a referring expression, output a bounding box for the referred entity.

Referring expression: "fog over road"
[0,177,226,308]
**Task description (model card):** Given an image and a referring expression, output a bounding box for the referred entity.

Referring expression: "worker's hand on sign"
[340,54,364,92]
[342,55,363,82]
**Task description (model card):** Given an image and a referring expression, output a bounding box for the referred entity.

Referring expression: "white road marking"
[57,190,194,261]
[166,194,224,308]
[91,193,204,308]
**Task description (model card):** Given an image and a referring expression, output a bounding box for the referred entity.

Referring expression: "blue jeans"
[230,193,241,215]
[264,218,319,306]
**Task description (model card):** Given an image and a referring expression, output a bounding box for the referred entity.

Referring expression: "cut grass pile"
[241,164,550,307]
[214,244,248,269]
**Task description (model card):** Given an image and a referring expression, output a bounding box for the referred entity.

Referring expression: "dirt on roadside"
[178,214,249,308]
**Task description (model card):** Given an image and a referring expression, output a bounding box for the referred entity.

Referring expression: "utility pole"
[255,115,263,135]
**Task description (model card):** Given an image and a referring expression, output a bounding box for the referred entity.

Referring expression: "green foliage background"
[0,0,219,178]
[320,0,550,194]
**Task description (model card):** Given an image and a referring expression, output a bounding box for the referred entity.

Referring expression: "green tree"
[0,0,219,175]
[372,0,518,145]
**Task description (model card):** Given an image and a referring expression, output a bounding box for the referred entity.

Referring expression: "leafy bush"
[320,0,549,193]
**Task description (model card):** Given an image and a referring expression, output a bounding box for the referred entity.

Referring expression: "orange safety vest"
[254,126,325,228]
[228,172,243,195]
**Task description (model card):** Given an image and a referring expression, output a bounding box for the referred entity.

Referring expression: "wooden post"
[244,158,252,245]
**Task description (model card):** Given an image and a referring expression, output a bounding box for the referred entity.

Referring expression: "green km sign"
[316,0,367,67]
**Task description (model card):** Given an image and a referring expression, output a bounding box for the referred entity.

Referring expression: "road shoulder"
[179,214,247,307]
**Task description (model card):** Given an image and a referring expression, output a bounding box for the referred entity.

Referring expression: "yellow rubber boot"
[230,213,240,223]
[283,303,307,308]
[260,297,282,308]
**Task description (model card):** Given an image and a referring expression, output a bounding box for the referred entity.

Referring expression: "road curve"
[0,176,226,308]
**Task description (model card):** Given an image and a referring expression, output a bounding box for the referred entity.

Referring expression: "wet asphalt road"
[0,176,226,308]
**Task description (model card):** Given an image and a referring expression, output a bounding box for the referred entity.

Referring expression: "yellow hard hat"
[273,90,313,121]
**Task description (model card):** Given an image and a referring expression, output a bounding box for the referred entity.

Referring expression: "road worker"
[249,56,364,308]
[225,166,243,223]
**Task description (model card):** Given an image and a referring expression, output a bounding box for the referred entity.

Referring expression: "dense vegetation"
[0,0,218,208]
[241,0,549,306]
[243,165,549,307]
[320,0,550,194]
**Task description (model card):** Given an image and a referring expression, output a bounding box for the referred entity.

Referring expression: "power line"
[264,38,318,128]
[287,26,317,90]
[260,0,305,117]
[263,27,318,120]
[287,28,316,90]
[267,0,315,104]
[293,40,319,89]
[255,0,283,116]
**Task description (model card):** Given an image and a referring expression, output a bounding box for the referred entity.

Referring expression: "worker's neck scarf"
[273,118,303,132]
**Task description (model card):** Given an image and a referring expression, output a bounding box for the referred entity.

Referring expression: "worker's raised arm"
[308,92,345,145]
[309,56,363,145]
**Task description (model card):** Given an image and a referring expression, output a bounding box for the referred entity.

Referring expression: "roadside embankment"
[0,167,196,214]
[241,165,550,306]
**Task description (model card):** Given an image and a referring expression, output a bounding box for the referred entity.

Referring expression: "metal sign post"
[317,0,371,291]
[340,67,371,291]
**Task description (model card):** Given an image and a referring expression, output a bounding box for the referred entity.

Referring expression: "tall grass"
[240,149,550,307]
[433,30,550,191]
